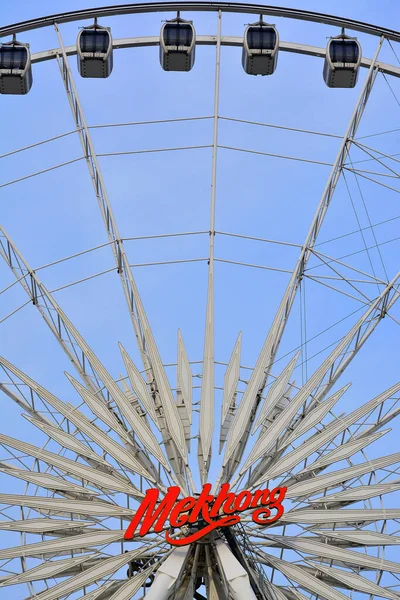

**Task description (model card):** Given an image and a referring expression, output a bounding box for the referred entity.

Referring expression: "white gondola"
[77,21,113,78]
[242,19,279,76]
[323,32,361,88]
[160,15,196,72]
[0,39,32,95]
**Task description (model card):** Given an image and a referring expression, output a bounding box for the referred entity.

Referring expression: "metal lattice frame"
[1,3,400,600]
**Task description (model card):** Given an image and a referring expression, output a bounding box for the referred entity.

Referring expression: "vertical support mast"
[220,37,385,480]
[53,24,189,491]
[199,10,222,483]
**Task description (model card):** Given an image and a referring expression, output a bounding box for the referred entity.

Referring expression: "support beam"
[215,540,258,600]
[199,9,221,484]
[218,36,385,484]
[144,547,190,600]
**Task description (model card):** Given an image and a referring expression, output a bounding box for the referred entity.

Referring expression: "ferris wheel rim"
[1,1,400,43]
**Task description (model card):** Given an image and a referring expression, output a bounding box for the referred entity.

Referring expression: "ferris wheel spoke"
[219,332,242,453]
[0,465,104,499]
[277,383,351,449]
[0,226,164,481]
[22,547,153,600]
[90,565,157,600]
[280,508,400,526]
[74,581,117,600]
[0,432,143,497]
[0,355,158,486]
[199,10,222,484]
[23,414,135,482]
[297,431,394,478]
[235,287,400,486]
[0,530,125,561]
[218,37,385,485]
[0,494,133,519]
[284,452,400,499]
[120,344,160,429]
[258,554,349,600]
[0,553,97,587]
[304,561,400,600]
[254,394,394,486]
[0,519,92,535]
[252,352,298,436]
[266,536,400,574]
[176,330,193,451]
[250,271,400,483]
[53,24,191,492]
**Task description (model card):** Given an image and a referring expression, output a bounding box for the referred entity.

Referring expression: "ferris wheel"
[1,2,400,599]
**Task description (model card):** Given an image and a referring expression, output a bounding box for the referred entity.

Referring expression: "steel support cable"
[343,168,400,195]
[307,247,388,283]
[346,152,390,282]
[216,230,302,248]
[219,116,342,139]
[305,248,374,304]
[351,139,400,177]
[0,147,212,189]
[315,214,400,249]
[0,118,212,161]
[218,144,332,166]
[382,72,400,108]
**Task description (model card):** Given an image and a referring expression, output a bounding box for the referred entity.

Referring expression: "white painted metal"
[107,566,156,599]
[145,547,190,600]
[21,548,146,600]
[278,383,351,448]
[0,531,125,560]
[259,554,349,600]
[305,562,400,600]
[215,540,258,600]
[0,494,134,518]
[286,451,400,498]
[0,554,96,587]
[312,530,400,546]
[248,270,400,485]
[23,415,126,477]
[0,519,92,534]
[241,321,400,485]
[199,10,222,483]
[177,329,193,449]
[120,343,160,427]
[280,508,400,524]
[220,332,242,451]
[269,536,400,573]
[299,430,391,475]
[252,352,298,434]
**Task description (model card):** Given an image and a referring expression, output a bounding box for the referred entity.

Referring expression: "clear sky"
[0,1,400,597]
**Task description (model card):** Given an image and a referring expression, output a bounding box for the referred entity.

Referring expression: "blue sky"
[0,1,400,597]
